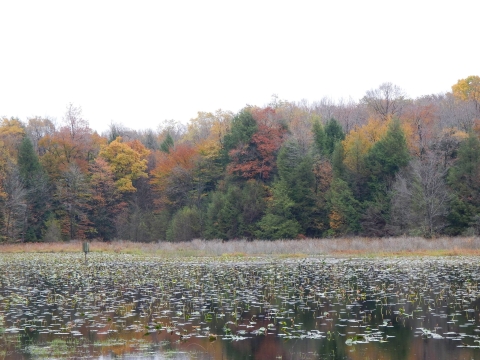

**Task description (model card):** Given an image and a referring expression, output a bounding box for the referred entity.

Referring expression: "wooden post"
[83,241,90,262]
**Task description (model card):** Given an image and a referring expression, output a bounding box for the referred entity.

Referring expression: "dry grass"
[0,237,479,257]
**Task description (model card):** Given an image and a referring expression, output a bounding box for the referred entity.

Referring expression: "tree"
[256,182,301,240]
[400,98,437,157]
[365,119,410,194]
[0,166,27,241]
[205,184,243,240]
[160,133,174,153]
[362,82,406,121]
[312,118,326,154]
[150,144,199,210]
[341,118,390,198]
[452,75,480,114]
[227,122,285,181]
[391,155,450,237]
[87,158,126,240]
[446,132,480,234]
[0,117,25,160]
[18,137,42,185]
[99,137,150,193]
[361,119,410,236]
[185,110,233,145]
[26,117,56,155]
[276,142,317,234]
[166,206,202,242]
[17,136,50,241]
[56,164,91,240]
[324,118,345,157]
[325,178,360,236]
[222,109,257,156]
[39,105,99,179]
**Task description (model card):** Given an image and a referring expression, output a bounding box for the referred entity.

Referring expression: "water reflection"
[1,254,479,359]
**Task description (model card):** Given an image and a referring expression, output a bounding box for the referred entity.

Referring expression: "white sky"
[0,0,478,133]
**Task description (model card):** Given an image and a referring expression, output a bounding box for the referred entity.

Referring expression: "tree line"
[1,76,480,242]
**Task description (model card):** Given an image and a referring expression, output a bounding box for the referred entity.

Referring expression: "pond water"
[0,253,480,359]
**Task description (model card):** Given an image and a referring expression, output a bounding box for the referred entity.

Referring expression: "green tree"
[256,182,301,239]
[276,142,317,234]
[446,133,480,234]
[362,119,410,235]
[166,206,202,242]
[17,136,50,241]
[312,119,326,154]
[365,119,410,199]
[324,118,345,157]
[205,185,242,240]
[238,180,267,238]
[222,109,257,160]
[160,133,174,153]
[18,137,42,183]
[326,178,360,236]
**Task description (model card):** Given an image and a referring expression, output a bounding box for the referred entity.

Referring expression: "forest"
[1,76,479,242]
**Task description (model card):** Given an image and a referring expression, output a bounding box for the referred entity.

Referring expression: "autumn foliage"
[1,78,480,242]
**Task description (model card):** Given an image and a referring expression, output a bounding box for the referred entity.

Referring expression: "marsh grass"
[0,236,479,257]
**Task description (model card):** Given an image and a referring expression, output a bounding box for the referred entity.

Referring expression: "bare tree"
[362,82,407,121]
[437,93,477,132]
[26,117,56,155]
[391,154,450,236]
[1,165,27,241]
[56,164,91,239]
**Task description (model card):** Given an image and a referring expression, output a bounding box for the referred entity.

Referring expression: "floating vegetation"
[0,253,480,359]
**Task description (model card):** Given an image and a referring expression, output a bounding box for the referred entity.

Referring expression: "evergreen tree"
[312,119,326,154]
[326,178,361,236]
[205,185,243,240]
[276,142,317,234]
[166,206,202,242]
[362,119,410,235]
[160,133,174,153]
[222,109,257,161]
[331,142,346,179]
[17,136,50,241]
[324,118,345,157]
[238,180,267,238]
[446,133,480,234]
[18,137,42,186]
[365,119,410,200]
[256,182,301,239]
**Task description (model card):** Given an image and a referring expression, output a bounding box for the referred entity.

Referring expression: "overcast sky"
[1,0,477,133]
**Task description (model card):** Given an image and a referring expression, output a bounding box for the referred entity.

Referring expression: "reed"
[1,237,479,257]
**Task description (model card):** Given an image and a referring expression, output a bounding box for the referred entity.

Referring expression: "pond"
[0,253,479,359]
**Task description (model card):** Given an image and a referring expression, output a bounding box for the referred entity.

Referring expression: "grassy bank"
[0,237,479,257]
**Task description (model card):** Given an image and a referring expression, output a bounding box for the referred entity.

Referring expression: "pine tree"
[160,133,174,153]
[17,136,50,241]
[446,133,480,234]
[325,178,360,236]
[256,182,301,239]
[312,119,326,155]
[362,119,410,235]
[276,143,317,234]
[324,118,345,157]
[223,109,257,152]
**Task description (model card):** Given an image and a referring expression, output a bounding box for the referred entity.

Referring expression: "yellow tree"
[342,118,389,175]
[184,110,232,145]
[452,75,480,113]
[342,118,416,175]
[99,137,150,193]
[0,118,25,161]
